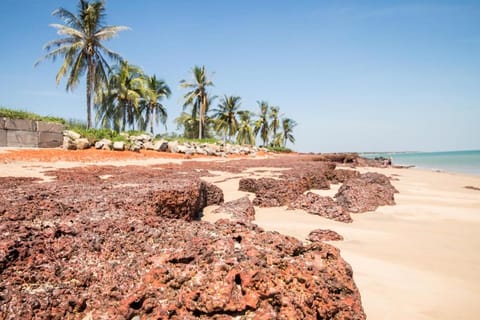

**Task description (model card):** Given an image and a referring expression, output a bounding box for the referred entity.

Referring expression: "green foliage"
[36,0,129,128]
[175,137,219,144]
[180,65,215,139]
[0,107,66,124]
[266,146,293,153]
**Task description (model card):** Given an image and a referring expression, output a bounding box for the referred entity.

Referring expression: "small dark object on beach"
[464,186,480,191]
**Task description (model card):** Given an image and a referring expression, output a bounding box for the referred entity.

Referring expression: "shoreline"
[202,165,480,320]
[1,150,480,319]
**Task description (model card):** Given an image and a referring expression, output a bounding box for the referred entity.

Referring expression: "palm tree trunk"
[86,58,94,129]
[122,102,127,132]
[147,107,153,134]
[199,97,205,140]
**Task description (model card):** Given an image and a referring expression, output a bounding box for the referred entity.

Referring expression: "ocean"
[362,150,480,176]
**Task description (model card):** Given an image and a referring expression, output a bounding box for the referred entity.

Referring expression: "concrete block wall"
[0,118,65,148]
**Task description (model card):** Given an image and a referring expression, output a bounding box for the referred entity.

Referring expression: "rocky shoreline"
[0,154,397,319]
[63,130,264,157]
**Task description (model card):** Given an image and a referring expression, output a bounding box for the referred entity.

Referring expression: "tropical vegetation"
[179,65,215,139]
[36,0,298,149]
[35,0,129,129]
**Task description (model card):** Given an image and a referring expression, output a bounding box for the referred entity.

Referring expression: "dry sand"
[203,166,480,320]
[2,151,480,319]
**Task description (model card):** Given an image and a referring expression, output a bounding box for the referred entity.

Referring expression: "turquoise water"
[362,150,480,176]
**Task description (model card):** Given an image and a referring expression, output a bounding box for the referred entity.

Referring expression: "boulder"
[63,130,81,140]
[177,144,188,154]
[251,177,310,207]
[143,141,154,150]
[152,141,164,151]
[62,136,76,150]
[212,196,255,222]
[326,169,360,184]
[113,141,125,151]
[95,139,112,150]
[308,229,344,242]
[74,138,90,150]
[147,179,219,221]
[204,144,219,156]
[167,141,179,153]
[201,181,224,206]
[289,192,353,223]
[129,145,141,152]
[334,172,396,213]
[159,141,169,152]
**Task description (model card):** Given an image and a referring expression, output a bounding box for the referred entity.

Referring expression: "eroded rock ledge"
[0,161,366,319]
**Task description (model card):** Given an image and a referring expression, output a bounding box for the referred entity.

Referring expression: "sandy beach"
[202,165,480,319]
[1,149,480,319]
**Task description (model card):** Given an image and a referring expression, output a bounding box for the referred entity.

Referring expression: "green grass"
[0,106,66,124]
[266,146,293,153]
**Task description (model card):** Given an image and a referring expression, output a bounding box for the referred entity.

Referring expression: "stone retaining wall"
[0,118,65,148]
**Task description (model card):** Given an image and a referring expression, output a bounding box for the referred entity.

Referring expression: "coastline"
[202,165,480,320]
[1,149,480,319]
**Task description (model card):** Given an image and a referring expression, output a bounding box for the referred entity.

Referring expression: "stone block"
[0,118,5,129]
[36,121,65,133]
[7,130,38,147]
[38,132,63,148]
[5,119,36,131]
[0,129,6,147]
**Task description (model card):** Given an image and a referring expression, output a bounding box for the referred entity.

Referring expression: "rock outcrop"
[0,164,365,320]
[308,229,344,242]
[212,196,255,222]
[251,177,310,207]
[335,172,397,213]
[289,192,353,223]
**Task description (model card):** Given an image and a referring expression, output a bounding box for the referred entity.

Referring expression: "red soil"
[0,148,269,162]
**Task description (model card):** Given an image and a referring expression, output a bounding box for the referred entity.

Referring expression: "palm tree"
[95,87,121,131]
[236,110,255,145]
[281,117,297,147]
[36,0,129,128]
[180,65,214,139]
[254,101,270,146]
[269,106,281,139]
[140,75,171,135]
[175,112,198,139]
[102,61,145,131]
[212,95,241,142]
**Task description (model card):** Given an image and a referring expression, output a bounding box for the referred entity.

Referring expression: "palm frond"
[52,7,82,29]
[95,25,130,40]
[49,24,85,39]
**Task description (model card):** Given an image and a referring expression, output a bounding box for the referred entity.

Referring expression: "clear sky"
[1,0,479,152]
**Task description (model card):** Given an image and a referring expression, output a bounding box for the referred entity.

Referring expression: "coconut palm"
[236,110,255,145]
[212,95,241,142]
[95,87,121,131]
[140,75,171,135]
[180,65,214,139]
[281,117,297,147]
[269,106,281,139]
[254,101,270,146]
[103,61,146,131]
[36,0,129,128]
[175,112,198,139]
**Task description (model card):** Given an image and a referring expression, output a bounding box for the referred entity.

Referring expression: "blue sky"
[1,0,479,152]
